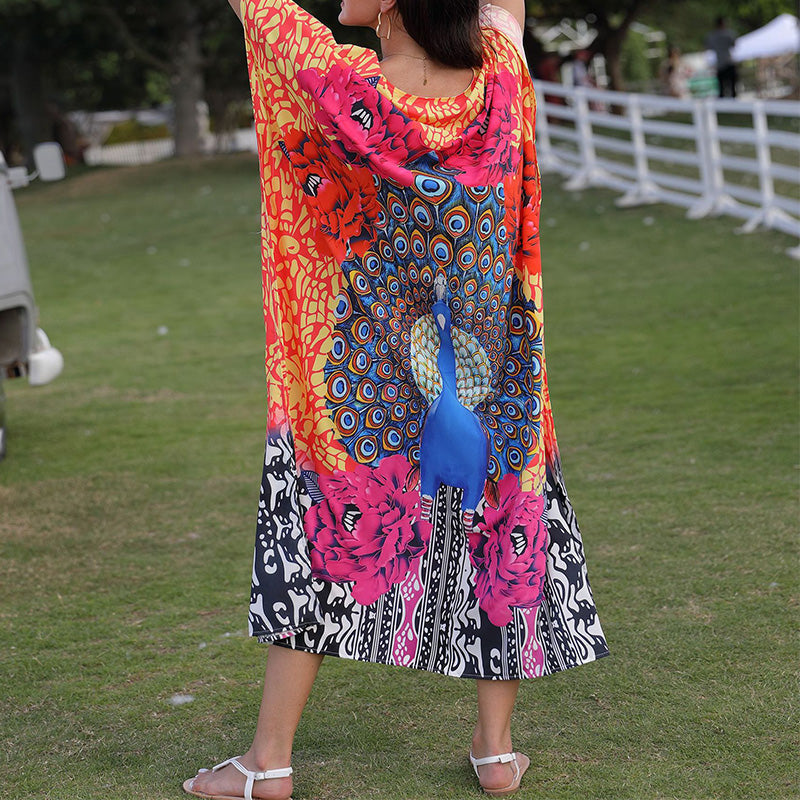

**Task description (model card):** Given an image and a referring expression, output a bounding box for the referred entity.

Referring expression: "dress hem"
[258,631,610,681]
[252,617,323,643]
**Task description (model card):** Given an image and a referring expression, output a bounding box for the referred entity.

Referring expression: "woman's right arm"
[480,0,525,32]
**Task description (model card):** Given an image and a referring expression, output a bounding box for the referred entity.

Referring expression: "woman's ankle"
[471,725,513,757]
[241,746,293,772]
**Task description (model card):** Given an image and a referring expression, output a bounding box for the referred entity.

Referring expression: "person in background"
[530,50,567,116]
[705,16,738,98]
[660,45,689,99]
[569,49,594,89]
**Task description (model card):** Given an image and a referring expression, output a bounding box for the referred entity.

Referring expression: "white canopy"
[706,14,800,65]
[735,13,799,61]
[716,14,800,64]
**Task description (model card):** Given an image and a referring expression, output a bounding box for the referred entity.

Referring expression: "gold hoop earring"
[375,10,392,40]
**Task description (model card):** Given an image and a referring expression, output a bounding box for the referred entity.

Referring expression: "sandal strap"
[470,751,516,767]
[210,756,293,800]
[469,751,517,779]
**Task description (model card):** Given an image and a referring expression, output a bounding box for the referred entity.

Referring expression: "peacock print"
[323,152,540,503]
[417,274,489,533]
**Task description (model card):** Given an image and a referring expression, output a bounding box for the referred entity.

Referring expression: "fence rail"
[533,81,800,255]
[84,138,175,167]
[82,86,798,254]
[84,128,257,167]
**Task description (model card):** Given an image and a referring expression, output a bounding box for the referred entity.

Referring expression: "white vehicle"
[0,143,65,461]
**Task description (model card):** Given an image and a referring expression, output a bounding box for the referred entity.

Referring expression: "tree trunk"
[10,19,50,166]
[597,0,645,94]
[171,0,205,158]
[604,32,625,93]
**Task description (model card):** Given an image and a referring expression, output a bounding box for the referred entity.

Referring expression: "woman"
[660,45,689,99]
[184,0,608,797]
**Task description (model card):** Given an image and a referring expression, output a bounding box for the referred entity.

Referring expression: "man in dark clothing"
[705,16,738,98]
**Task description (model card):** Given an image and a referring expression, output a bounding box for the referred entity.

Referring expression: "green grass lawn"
[1,156,797,800]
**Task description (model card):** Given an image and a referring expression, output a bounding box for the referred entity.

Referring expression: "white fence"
[533,80,800,254]
[82,86,799,253]
[84,138,175,167]
[84,128,257,167]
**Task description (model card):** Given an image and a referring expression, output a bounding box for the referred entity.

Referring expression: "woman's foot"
[470,730,529,794]
[184,751,292,800]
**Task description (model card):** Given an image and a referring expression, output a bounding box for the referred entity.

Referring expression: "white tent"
[708,14,800,65]
[733,13,800,62]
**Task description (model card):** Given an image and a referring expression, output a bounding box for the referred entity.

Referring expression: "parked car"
[0,144,65,461]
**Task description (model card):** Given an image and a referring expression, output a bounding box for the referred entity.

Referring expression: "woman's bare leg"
[188,645,323,799]
[472,678,523,791]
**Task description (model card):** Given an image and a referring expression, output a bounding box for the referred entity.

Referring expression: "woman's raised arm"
[227,0,242,23]
[480,0,525,32]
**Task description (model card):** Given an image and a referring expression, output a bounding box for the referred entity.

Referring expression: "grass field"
[1,155,797,800]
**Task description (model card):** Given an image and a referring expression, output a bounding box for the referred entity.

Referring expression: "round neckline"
[375,57,484,106]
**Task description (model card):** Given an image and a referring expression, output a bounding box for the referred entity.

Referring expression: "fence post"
[564,88,607,190]
[688,98,738,219]
[737,99,794,234]
[532,85,560,174]
[687,98,713,219]
[616,94,661,207]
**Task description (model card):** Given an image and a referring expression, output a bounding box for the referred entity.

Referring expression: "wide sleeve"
[241,0,371,130]
[478,5,540,294]
[479,4,525,61]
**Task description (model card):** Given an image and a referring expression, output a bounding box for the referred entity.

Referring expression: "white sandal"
[469,750,530,797]
[183,755,293,800]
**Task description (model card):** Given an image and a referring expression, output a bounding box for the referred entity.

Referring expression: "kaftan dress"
[241,0,609,679]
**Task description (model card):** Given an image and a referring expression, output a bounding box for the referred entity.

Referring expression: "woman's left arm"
[227,0,242,23]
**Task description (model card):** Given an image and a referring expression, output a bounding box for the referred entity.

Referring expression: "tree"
[641,0,796,53]
[96,0,232,158]
[0,0,160,162]
[0,0,243,160]
[528,0,684,90]
[0,0,85,161]
[528,0,797,91]
[732,0,796,28]
[0,0,378,163]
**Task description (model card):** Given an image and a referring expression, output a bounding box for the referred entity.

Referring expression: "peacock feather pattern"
[324,151,541,486]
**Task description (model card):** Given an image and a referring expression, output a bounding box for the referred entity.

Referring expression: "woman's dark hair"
[395,0,484,69]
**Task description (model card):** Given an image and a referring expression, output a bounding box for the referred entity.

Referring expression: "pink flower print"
[440,70,521,186]
[306,494,359,583]
[305,455,431,605]
[468,474,548,627]
[298,65,428,184]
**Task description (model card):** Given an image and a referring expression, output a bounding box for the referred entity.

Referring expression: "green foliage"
[620,28,654,84]
[0,0,374,157]
[104,119,170,145]
[640,0,795,53]
[0,0,83,21]
[733,0,796,27]
[1,157,797,799]
[144,70,171,106]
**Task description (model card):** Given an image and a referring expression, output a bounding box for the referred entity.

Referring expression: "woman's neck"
[379,25,430,63]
